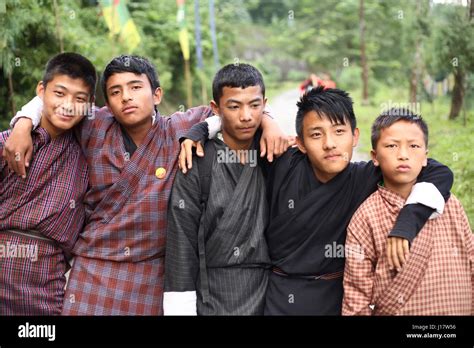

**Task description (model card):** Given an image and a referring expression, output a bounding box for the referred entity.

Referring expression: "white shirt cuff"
[10,96,43,129]
[405,182,445,219]
[163,291,197,316]
[205,115,222,139]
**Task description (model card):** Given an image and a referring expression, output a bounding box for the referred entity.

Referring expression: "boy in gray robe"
[163,63,270,315]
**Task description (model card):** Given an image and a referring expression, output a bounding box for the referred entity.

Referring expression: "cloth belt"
[0,229,57,246]
[272,266,344,280]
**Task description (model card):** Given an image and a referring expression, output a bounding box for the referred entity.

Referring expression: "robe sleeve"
[170,106,214,140]
[342,207,377,316]
[163,156,203,315]
[389,158,453,243]
[73,106,113,153]
[0,130,10,175]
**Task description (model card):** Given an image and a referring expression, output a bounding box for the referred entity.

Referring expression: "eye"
[335,128,345,135]
[410,144,421,148]
[132,85,142,90]
[385,144,397,148]
[311,132,322,138]
[228,105,238,110]
[251,103,260,108]
[110,90,120,96]
[54,91,64,97]
[76,98,86,103]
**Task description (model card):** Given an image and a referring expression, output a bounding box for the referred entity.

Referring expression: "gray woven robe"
[165,138,270,315]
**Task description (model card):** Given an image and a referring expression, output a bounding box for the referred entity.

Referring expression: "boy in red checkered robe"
[342,108,473,315]
[0,53,92,315]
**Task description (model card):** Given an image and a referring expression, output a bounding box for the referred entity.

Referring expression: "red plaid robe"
[0,127,88,315]
[342,185,473,315]
[62,106,212,315]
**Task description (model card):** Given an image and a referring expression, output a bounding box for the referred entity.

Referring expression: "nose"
[397,145,409,160]
[61,98,75,115]
[122,88,132,103]
[323,133,336,150]
[239,106,252,123]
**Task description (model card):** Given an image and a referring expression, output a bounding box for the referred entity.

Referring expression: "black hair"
[42,52,96,98]
[101,55,160,101]
[295,86,356,139]
[371,107,428,149]
[212,63,265,104]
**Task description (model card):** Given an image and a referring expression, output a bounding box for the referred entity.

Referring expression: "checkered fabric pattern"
[62,255,164,315]
[0,233,67,315]
[0,127,88,315]
[342,185,473,315]
[0,127,88,252]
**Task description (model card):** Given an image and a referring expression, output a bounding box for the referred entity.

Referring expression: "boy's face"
[296,111,359,183]
[37,74,92,136]
[105,72,162,129]
[371,120,428,187]
[211,85,266,145]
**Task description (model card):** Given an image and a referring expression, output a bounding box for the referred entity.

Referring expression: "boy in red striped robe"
[0,53,93,315]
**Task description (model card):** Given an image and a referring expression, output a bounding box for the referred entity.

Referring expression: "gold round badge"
[155,167,167,179]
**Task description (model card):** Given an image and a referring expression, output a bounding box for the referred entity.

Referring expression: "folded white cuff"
[205,115,222,139]
[163,291,197,316]
[11,96,43,129]
[405,182,445,219]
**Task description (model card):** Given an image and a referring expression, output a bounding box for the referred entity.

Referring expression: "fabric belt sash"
[0,229,57,246]
[272,266,344,280]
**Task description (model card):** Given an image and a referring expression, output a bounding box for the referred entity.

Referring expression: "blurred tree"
[426,3,474,119]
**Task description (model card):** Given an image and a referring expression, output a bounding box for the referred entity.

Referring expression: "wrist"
[14,117,34,131]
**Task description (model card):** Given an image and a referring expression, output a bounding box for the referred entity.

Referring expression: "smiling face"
[211,85,266,150]
[37,74,93,137]
[105,71,162,130]
[371,120,428,195]
[296,111,359,183]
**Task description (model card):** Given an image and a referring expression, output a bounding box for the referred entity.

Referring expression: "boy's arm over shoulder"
[390,158,453,243]
[342,199,378,316]
[169,106,214,140]
[164,155,203,315]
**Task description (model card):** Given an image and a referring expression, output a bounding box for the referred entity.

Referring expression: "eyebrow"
[108,80,144,91]
[226,97,262,105]
[307,123,346,131]
[383,138,422,143]
[54,84,89,97]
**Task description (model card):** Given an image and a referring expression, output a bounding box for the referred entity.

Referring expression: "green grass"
[349,86,474,227]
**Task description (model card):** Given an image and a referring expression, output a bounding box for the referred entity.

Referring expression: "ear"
[36,81,45,100]
[296,135,307,154]
[210,100,220,116]
[422,149,428,167]
[262,97,267,108]
[352,128,360,147]
[153,87,163,106]
[371,149,379,166]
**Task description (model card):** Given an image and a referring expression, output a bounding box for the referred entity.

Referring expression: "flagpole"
[53,0,64,52]
[194,0,207,105]
[177,0,193,108]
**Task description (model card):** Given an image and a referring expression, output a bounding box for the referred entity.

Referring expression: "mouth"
[122,106,138,114]
[324,153,342,161]
[396,164,411,172]
[237,126,255,133]
[55,112,75,121]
